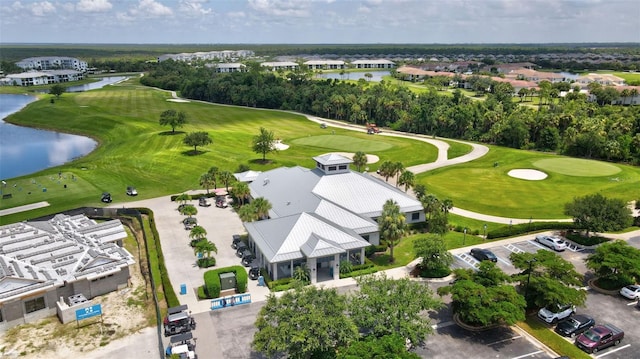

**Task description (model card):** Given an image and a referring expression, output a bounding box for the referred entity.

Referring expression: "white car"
[619,285,640,300]
[535,235,567,251]
[537,303,575,324]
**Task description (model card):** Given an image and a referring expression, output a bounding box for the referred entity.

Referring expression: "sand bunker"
[508,169,548,180]
[324,152,380,164]
[166,99,190,103]
[274,140,289,150]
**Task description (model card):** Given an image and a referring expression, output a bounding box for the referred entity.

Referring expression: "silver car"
[619,285,640,300]
[535,235,567,251]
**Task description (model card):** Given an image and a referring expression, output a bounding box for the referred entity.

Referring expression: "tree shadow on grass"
[249,158,274,165]
[369,253,392,266]
[159,130,186,136]
[181,149,208,156]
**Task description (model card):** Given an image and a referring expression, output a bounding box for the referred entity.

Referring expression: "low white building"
[0,214,134,330]
[351,59,396,69]
[260,62,299,71]
[243,154,424,284]
[4,70,84,86]
[206,63,246,73]
[16,57,88,72]
[304,60,346,70]
[158,50,254,62]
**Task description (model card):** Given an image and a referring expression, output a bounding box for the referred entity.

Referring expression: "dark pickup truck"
[575,324,624,354]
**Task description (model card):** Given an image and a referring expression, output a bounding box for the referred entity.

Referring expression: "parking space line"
[594,344,631,358]
[487,335,521,346]
[497,256,512,266]
[511,350,543,359]
[626,301,638,306]
[527,240,548,251]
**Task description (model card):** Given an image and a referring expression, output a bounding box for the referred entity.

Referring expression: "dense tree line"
[141,61,640,164]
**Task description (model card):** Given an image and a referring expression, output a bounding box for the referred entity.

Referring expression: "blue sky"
[1,0,639,44]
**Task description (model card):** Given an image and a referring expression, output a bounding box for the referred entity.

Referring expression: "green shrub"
[352,262,375,271]
[268,277,294,289]
[633,216,640,226]
[197,286,207,300]
[365,244,387,257]
[236,267,248,293]
[203,270,222,298]
[419,266,451,278]
[202,265,247,298]
[339,260,353,274]
[565,233,610,246]
[197,257,216,268]
[135,207,179,307]
[486,222,575,239]
[339,267,378,279]
[595,276,632,290]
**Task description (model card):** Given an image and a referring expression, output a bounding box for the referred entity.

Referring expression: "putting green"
[291,135,393,152]
[533,158,621,177]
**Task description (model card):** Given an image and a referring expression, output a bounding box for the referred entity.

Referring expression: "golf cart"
[235,242,248,257]
[165,332,197,358]
[101,192,112,203]
[215,196,228,208]
[248,261,260,280]
[240,249,256,266]
[183,217,198,230]
[198,197,211,207]
[231,234,242,249]
[163,305,196,337]
[126,186,138,196]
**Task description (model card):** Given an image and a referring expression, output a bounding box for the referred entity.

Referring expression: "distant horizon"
[1,0,638,44]
[2,42,639,46]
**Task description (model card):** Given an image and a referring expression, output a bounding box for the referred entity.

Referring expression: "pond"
[66,76,127,92]
[315,70,389,82]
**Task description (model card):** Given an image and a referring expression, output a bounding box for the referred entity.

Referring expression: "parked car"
[535,235,567,251]
[619,284,640,300]
[101,192,112,203]
[538,303,575,324]
[183,217,198,230]
[231,234,242,249]
[555,314,595,337]
[126,186,138,196]
[575,324,624,354]
[470,248,497,262]
[198,197,211,207]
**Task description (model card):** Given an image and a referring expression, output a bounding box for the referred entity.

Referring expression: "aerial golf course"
[1,77,639,226]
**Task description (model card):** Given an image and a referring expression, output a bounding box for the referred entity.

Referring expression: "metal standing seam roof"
[313,153,354,166]
[245,212,370,263]
[312,171,423,218]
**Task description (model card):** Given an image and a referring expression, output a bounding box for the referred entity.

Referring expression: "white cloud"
[227,11,246,18]
[248,0,310,17]
[76,0,112,12]
[179,0,212,16]
[131,0,173,17]
[30,1,56,16]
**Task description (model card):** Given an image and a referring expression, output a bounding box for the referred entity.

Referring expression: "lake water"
[315,70,389,82]
[0,76,127,179]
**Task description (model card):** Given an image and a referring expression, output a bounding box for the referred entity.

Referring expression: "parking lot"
[452,233,640,358]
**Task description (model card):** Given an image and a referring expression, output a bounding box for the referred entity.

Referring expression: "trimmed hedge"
[202,265,247,298]
[197,257,216,268]
[135,207,180,308]
[565,233,610,246]
[365,244,387,257]
[340,267,378,278]
[486,222,576,239]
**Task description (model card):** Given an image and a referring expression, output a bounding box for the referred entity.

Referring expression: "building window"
[24,297,46,314]
[338,165,347,170]
[328,166,336,171]
[411,212,420,220]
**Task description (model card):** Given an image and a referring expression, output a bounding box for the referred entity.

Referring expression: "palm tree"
[195,240,218,258]
[378,199,406,264]
[252,197,272,220]
[378,161,395,182]
[180,204,198,218]
[352,151,368,172]
[175,192,191,205]
[189,225,207,241]
[238,204,258,222]
[441,199,454,215]
[392,162,405,186]
[218,171,234,192]
[398,170,415,192]
[207,166,219,189]
[231,181,251,206]
[199,173,215,194]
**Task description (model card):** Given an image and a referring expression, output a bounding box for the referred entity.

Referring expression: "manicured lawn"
[517,316,591,359]
[533,158,621,177]
[443,140,473,160]
[0,78,438,223]
[419,145,640,219]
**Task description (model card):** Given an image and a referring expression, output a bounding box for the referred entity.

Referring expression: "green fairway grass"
[533,158,621,177]
[291,135,393,152]
[0,78,438,223]
[420,145,640,219]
